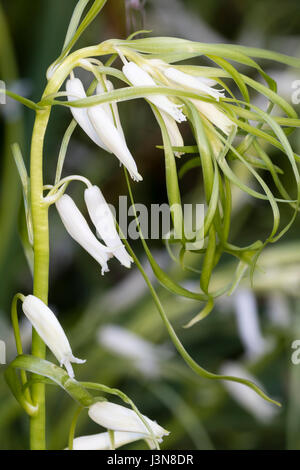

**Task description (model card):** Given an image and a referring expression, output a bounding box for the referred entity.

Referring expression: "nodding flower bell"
[22,295,85,378]
[163,67,234,135]
[66,76,142,182]
[66,77,110,152]
[84,185,133,268]
[56,194,112,275]
[87,102,142,182]
[70,431,153,450]
[96,79,126,142]
[122,61,186,123]
[164,67,225,101]
[88,401,169,443]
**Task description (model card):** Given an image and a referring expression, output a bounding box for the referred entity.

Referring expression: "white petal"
[106,80,127,142]
[191,99,234,135]
[71,431,150,450]
[22,295,85,376]
[88,401,169,439]
[95,81,114,123]
[164,67,224,101]
[233,288,268,359]
[96,80,126,142]
[122,61,186,123]
[160,111,184,157]
[88,105,142,182]
[56,194,111,275]
[196,76,218,87]
[220,362,278,423]
[84,185,133,268]
[66,78,111,152]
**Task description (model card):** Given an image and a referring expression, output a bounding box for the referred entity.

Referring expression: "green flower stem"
[28,42,111,450]
[29,108,51,450]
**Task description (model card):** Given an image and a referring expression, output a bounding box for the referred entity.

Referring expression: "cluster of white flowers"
[19,52,235,450]
[56,184,133,275]
[54,54,234,278]
[65,55,233,185]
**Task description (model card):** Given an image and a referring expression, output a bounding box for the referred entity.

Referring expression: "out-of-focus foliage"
[0,0,300,450]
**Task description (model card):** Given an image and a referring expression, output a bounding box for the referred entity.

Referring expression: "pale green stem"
[29,108,51,450]
[26,39,128,450]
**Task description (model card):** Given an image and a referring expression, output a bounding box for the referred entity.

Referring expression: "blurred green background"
[0,0,300,450]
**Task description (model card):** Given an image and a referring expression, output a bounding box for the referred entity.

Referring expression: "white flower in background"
[160,110,184,157]
[164,67,225,101]
[266,293,290,328]
[220,362,278,423]
[56,194,112,275]
[84,185,133,268]
[98,324,172,377]
[122,61,186,123]
[66,77,110,152]
[233,288,269,359]
[88,401,169,443]
[22,295,85,378]
[70,431,153,450]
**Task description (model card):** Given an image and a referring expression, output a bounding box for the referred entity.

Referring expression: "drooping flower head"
[22,295,85,378]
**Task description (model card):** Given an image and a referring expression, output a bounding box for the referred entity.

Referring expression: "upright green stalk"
[29,109,51,450]
[27,45,99,450]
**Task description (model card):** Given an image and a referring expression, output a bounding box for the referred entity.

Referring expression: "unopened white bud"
[191,99,234,135]
[22,295,85,378]
[122,61,186,123]
[56,194,112,275]
[84,186,133,268]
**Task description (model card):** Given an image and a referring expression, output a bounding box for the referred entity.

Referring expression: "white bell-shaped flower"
[22,295,85,378]
[164,67,225,101]
[84,185,133,268]
[122,61,186,123]
[66,77,110,152]
[162,67,234,135]
[88,102,142,182]
[96,79,126,142]
[56,194,112,275]
[88,401,169,442]
[66,77,141,181]
[70,431,153,450]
